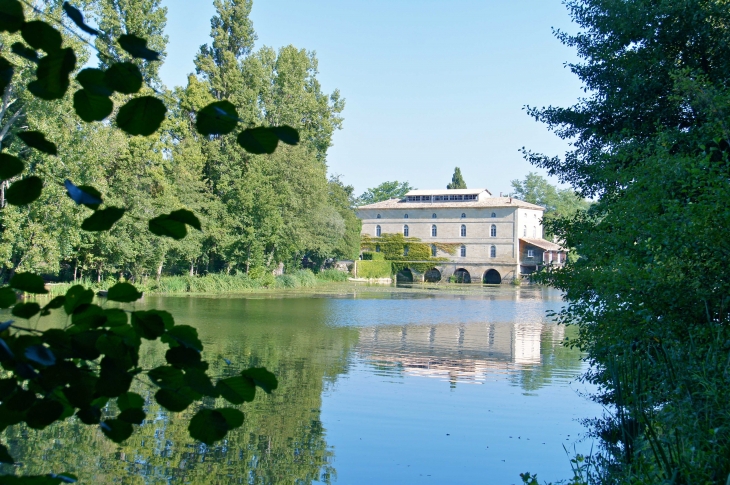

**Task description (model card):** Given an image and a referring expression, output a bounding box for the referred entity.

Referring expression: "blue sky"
[159,0,583,196]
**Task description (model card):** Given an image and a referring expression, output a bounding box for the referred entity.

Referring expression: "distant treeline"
[0,0,360,283]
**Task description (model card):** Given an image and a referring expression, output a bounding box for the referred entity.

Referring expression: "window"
[432,213,437,219]
[461,213,466,218]
[431,225,437,237]
[491,212,496,218]
[533,226,536,238]
[404,245,409,256]
[375,244,381,253]
[523,225,527,237]
[490,224,496,237]
[404,214,408,219]
[527,249,534,258]
[490,245,496,258]
[376,225,381,237]
[460,224,466,237]
[376,214,381,219]
[460,245,466,257]
[431,244,437,257]
[403,225,409,237]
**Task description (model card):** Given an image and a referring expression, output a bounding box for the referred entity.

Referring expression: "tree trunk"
[189,259,194,277]
[156,261,163,282]
[73,260,77,283]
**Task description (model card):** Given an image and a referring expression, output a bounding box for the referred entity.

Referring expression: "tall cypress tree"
[446,167,466,189]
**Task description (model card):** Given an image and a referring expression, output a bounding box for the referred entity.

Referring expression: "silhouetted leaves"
[154,388,194,412]
[196,101,238,136]
[76,406,101,424]
[131,311,164,339]
[26,399,63,429]
[21,21,62,53]
[18,131,57,155]
[63,285,93,314]
[241,367,278,393]
[237,125,299,154]
[148,366,183,389]
[118,407,145,425]
[81,207,124,231]
[76,68,112,96]
[24,345,55,366]
[73,89,113,122]
[106,282,142,302]
[0,443,12,464]
[116,96,166,136]
[183,368,217,397]
[97,357,132,396]
[11,302,40,319]
[6,176,42,205]
[149,209,201,239]
[41,296,65,315]
[10,273,48,294]
[10,42,37,63]
[188,409,228,445]
[218,407,244,429]
[104,62,142,94]
[0,287,16,308]
[117,392,143,411]
[100,419,133,443]
[0,320,12,332]
[0,0,24,33]
[0,154,24,180]
[64,179,102,208]
[165,346,203,369]
[0,338,14,360]
[62,2,99,36]
[28,48,76,100]
[162,325,202,351]
[118,34,160,61]
[237,127,278,154]
[217,376,255,404]
[0,56,13,94]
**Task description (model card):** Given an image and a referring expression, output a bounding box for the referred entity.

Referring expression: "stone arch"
[424,268,441,282]
[483,269,502,284]
[453,268,471,284]
[396,268,414,283]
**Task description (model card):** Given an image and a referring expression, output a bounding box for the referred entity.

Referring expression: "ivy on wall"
[360,234,457,273]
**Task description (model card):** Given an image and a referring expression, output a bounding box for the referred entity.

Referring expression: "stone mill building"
[356,188,567,284]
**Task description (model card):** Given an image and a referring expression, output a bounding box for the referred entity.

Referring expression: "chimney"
[509,197,512,204]
[499,192,502,197]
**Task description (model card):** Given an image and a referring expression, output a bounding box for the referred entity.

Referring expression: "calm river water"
[1,286,600,484]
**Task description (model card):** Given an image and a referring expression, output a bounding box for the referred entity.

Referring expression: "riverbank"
[44,270,544,298]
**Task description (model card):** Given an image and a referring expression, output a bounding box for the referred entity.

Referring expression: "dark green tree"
[446,167,466,189]
[525,0,730,483]
[355,180,414,205]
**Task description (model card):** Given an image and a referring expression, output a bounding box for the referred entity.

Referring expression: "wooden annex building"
[356,188,567,284]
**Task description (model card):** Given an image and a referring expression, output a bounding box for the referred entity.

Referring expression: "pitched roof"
[406,188,490,196]
[519,238,564,251]
[357,197,545,211]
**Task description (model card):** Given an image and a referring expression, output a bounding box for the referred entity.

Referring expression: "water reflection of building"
[357,321,565,384]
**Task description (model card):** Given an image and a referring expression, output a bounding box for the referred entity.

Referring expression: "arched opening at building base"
[453,268,471,284]
[483,269,502,284]
[396,268,414,283]
[424,268,441,283]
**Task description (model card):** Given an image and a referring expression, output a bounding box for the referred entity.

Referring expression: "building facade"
[356,188,566,284]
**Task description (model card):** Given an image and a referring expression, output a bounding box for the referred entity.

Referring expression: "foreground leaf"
[0,443,13,464]
[18,131,57,155]
[63,179,102,208]
[76,68,112,96]
[62,2,99,36]
[25,345,56,366]
[0,287,16,308]
[104,62,142,94]
[116,96,166,136]
[154,388,194,412]
[132,311,165,339]
[81,207,125,231]
[217,375,255,404]
[196,101,238,136]
[64,285,94,314]
[241,367,278,393]
[162,324,202,351]
[26,399,64,429]
[237,127,279,154]
[100,419,133,443]
[149,209,201,240]
[28,48,76,100]
[272,125,300,145]
[0,56,13,94]
[73,89,113,122]
[0,153,24,180]
[106,282,142,303]
[0,0,24,33]
[118,34,160,61]
[11,42,38,63]
[9,272,47,294]
[218,408,244,430]
[21,21,62,53]
[12,302,40,319]
[116,392,143,411]
[6,176,43,206]
[117,407,145,424]
[188,409,228,445]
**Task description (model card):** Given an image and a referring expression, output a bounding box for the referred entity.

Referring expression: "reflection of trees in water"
[357,321,583,391]
[1,298,359,484]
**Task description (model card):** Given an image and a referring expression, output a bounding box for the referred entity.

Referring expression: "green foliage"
[526,0,730,483]
[356,260,392,279]
[361,233,455,273]
[446,166,466,189]
[361,251,384,261]
[510,172,590,225]
[356,180,414,206]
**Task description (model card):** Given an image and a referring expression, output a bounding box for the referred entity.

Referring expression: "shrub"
[357,260,392,278]
[316,269,349,282]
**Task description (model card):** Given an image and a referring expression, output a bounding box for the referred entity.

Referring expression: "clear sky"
[159,0,583,196]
